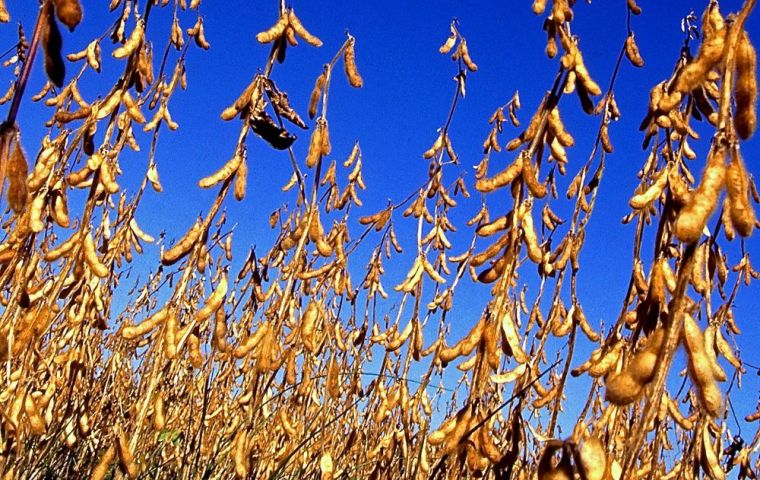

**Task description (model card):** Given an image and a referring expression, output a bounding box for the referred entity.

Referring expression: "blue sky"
[3,0,760,445]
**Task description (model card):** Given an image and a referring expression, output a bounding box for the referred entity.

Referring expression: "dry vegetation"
[0,0,756,478]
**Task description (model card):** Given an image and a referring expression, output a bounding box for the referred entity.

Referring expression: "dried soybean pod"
[566,173,582,199]
[726,149,755,237]
[649,258,668,304]
[195,274,227,322]
[51,188,70,227]
[572,231,588,271]
[522,154,547,198]
[66,161,92,188]
[99,160,119,194]
[471,234,508,267]
[45,231,80,261]
[714,327,740,369]
[129,218,154,243]
[477,254,507,284]
[631,258,649,295]
[547,107,574,147]
[439,26,456,54]
[675,147,726,244]
[629,166,669,209]
[232,429,250,478]
[700,423,726,480]
[256,13,288,44]
[475,158,522,193]
[546,33,558,59]
[187,332,203,368]
[122,307,167,339]
[438,339,462,363]
[233,321,270,358]
[162,221,202,266]
[198,152,243,188]
[721,200,737,243]
[666,395,694,430]
[690,242,709,296]
[343,37,363,88]
[288,9,322,47]
[668,167,692,206]
[682,313,723,417]
[491,363,527,384]
[501,311,528,363]
[113,20,144,59]
[197,241,210,275]
[24,394,46,435]
[308,69,326,119]
[234,158,247,201]
[164,310,179,359]
[661,259,677,292]
[301,301,321,353]
[507,97,546,150]
[53,0,83,31]
[453,315,486,357]
[429,406,468,445]
[476,419,501,464]
[550,236,573,271]
[423,133,444,159]
[421,255,445,283]
[306,119,326,168]
[574,304,599,342]
[213,307,228,352]
[307,209,333,257]
[673,5,726,94]
[624,33,644,67]
[587,342,622,377]
[28,143,58,192]
[86,40,101,72]
[221,80,257,121]
[574,436,608,480]
[704,325,727,381]
[326,354,340,399]
[7,142,28,212]
[521,203,544,264]
[734,30,757,140]
[90,446,116,480]
[459,39,478,72]
[600,123,614,153]
[605,371,643,406]
[477,214,509,237]
[115,425,138,479]
[42,2,65,87]
[28,193,46,232]
[152,393,165,430]
[482,319,501,371]
[84,232,109,277]
[573,48,602,96]
[629,327,664,383]
[441,407,474,455]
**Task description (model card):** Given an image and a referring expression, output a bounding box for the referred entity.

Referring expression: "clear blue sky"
[3,0,760,443]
